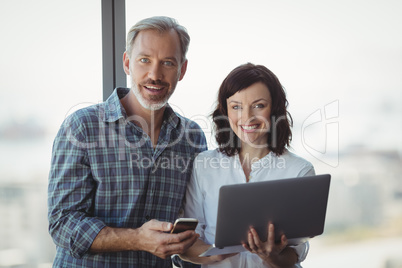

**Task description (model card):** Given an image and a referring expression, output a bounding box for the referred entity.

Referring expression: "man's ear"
[123,52,130,75]
[178,60,188,81]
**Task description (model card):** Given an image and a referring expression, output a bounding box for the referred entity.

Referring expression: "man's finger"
[146,219,173,232]
[163,232,199,255]
[162,221,173,232]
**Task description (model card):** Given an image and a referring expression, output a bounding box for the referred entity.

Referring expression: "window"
[0,0,401,267]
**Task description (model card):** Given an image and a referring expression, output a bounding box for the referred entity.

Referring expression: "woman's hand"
[242,222,297,268]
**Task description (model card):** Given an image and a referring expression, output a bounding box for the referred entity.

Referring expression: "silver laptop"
[199,174,331,257]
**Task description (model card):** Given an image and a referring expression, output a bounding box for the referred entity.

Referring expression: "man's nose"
[148,63,163,81]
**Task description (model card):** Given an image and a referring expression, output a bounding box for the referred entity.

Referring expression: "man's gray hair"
[125,16,190,64]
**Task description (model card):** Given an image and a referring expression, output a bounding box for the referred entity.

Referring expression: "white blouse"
[184,149,315,268]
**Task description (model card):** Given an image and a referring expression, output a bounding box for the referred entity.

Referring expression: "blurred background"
[0,0,401,267]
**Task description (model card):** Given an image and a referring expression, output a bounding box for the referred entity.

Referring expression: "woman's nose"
[241,108,254,124]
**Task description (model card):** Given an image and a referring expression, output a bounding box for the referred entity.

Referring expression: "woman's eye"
[232,105,241,110]
[254,104,264,108]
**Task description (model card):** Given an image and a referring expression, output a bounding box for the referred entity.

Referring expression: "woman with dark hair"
[180,63,315,267]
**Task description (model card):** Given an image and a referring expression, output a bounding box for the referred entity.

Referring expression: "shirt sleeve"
[292,159,314,265]
[47,113,106,259]
[289,241,309,264]
[298,162,316,177]
[183,155,206,240]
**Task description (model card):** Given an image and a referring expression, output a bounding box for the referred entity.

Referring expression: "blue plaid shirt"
[48,88,207,267]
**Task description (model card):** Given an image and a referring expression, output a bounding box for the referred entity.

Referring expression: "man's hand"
[136,219,200,259]
[90,219,199,259]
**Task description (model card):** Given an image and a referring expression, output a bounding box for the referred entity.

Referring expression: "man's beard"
[131,80,174,111]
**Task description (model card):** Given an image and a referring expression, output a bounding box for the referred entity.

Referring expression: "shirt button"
[145,215,151,221]
[178,208,184,217]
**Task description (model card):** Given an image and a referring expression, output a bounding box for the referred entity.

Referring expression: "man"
[48,16,207,267]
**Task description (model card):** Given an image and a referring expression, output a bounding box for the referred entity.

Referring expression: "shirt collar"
[252,151,275,169]
[102,87,126,122]
[163,103,180,129]
[103,87,180,128]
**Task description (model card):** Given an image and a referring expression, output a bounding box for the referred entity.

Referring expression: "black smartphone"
[170,218,198,234]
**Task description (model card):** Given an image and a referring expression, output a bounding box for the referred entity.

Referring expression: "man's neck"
[120,90,165,147]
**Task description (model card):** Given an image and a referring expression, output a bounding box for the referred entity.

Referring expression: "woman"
[180,63,315,267]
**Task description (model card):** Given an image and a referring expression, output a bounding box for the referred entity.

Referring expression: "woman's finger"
[249,227,263,248]
[242,241,252,252]
[279,234,288,251]
[247,230,257,251]
[267,222,275,246]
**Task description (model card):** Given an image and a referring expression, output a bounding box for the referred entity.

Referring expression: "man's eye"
[140,58,150,63]
[163,61,174,66]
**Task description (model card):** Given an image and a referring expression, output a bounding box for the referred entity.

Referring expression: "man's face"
[123,29,187,110]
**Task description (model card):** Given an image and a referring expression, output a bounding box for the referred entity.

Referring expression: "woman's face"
[226,82,272,147]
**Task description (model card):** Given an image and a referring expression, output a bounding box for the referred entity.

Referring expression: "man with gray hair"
[48,16,206,267]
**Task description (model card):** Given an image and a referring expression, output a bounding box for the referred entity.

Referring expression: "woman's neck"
[239,144,270,182]
[239,143,270,162]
